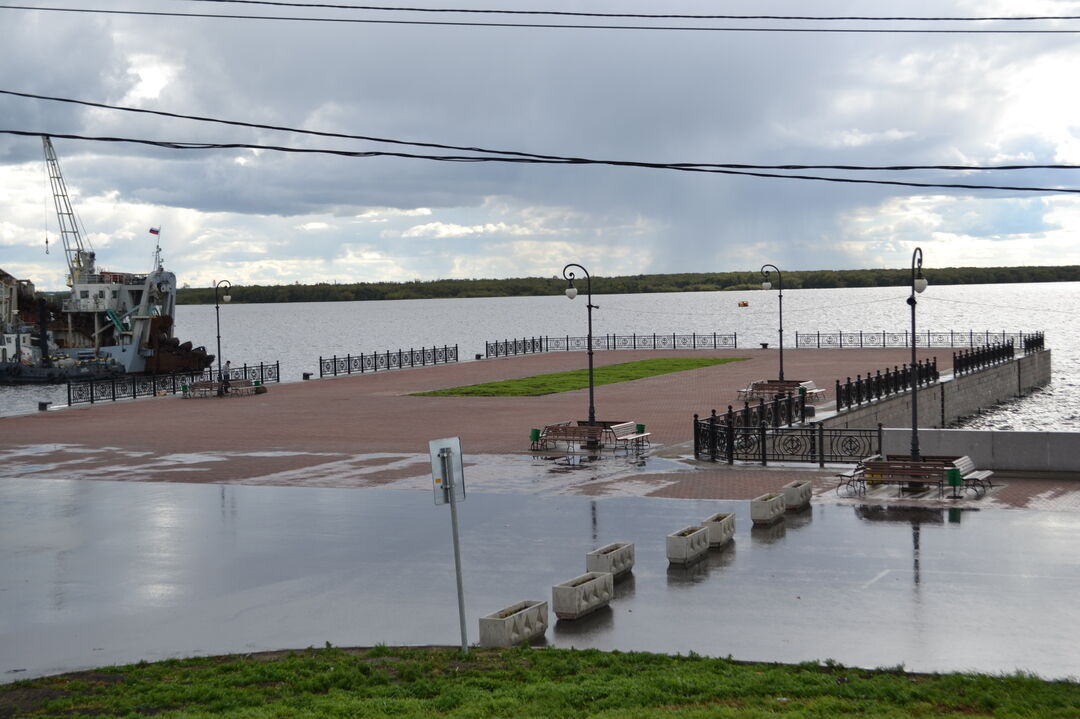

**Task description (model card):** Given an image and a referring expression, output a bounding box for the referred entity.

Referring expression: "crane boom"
[42,136,95,285]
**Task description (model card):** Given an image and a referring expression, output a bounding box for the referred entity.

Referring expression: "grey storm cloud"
[2,0,1080,288]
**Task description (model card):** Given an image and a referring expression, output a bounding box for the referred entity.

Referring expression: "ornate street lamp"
[760,264,784,382]
[214,279,232,394]
[907,248,928,460]
[562,263,597,424]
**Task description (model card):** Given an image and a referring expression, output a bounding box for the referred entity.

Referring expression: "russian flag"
[149,227,160,235]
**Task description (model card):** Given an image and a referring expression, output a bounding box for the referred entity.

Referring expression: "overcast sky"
[2,0,1080,291]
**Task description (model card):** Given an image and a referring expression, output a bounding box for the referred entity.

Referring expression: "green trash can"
[636,424,646,434]
[529,428,541,443]
[947,468,962,487]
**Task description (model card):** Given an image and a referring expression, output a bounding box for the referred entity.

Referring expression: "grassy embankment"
[3,645,1077,718]
[413,357,745,397]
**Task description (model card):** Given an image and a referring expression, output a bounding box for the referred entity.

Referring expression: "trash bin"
[529,428,541,442]
[636,424,646,434]
[947,468,962,487]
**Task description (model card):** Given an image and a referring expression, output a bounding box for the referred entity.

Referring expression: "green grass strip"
[3,646,1077,718]
[413,357,746,397]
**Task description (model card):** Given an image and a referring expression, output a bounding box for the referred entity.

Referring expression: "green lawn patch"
[413,357,746,397]
[4,646,1076,718]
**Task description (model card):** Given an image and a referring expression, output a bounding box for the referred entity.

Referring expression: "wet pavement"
[3,477,1079,682]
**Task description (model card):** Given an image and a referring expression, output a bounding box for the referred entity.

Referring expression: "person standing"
[221,360,232,395]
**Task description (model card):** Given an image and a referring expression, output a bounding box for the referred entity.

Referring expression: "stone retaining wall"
[882,427,1080,472]
[822,350,1051,430]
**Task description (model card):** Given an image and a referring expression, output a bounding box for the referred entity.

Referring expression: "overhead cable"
[4,90,1080,173]
[3,129,1079,194]
[176,1,1080,22]
[3,5,1080,32]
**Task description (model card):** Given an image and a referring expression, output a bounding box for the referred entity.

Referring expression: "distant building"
[0,268,34,330]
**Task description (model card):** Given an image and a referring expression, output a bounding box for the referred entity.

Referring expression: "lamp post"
[907,248,928,460]
[760,264,784,382]
[214,279,232,390]
[562,263,597,424]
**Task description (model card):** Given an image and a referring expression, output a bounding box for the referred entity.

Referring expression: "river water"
[1,282,1074,428]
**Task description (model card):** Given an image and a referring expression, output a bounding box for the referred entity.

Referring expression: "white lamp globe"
[913,277,928,294]
[565,286,578,300]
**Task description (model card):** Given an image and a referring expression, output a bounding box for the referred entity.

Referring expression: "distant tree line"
[175,265,1080,305]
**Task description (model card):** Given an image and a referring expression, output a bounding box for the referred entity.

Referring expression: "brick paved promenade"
[2,348,1076,510]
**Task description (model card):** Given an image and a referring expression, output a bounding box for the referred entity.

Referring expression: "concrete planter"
[666,525,710,565]
[478,600,548,647]
[586,542,635,578]
[552,572,613,620]
[750,493,786,525]
[781,479,813,511]
[702,512,736,547]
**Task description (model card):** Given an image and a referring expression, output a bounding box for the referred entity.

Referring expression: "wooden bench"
[183,381,217,398]
[737,379,827,403]
[226,378,258,396]
[861,460,950,497]
[182,378,262,398]
[538,424,605,450]
[605,421,652,450]
[886,454,994,496]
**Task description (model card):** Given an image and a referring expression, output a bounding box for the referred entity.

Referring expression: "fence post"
[709,409,718,462]
[759,422,767,466]
[817,422,826,467]
[694,414,700,458]
[726,405,735,464]
[877,423,884,456]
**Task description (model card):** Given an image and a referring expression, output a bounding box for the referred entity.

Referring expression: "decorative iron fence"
[953,341,1014,377]
[693,416,882,466]
[318,345,459,378]
[67,361,280,406]
[485,333,738,358]
[834,358,938,412]
[1022,332,1045,355]
[795,330,1035,349]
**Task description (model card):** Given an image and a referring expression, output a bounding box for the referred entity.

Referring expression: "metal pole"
[214,279,231,394]
[908,248,925,461]
[760,264,784,381]
[439,447,468,655]
[562,263,597,424]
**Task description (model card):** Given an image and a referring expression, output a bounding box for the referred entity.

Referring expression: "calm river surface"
[1,283,1074,428]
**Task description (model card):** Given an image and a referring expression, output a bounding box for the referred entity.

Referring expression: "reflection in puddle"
[751,520,787,544]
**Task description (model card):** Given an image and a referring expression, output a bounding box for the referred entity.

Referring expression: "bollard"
[302,372,312,380]
[38,401,51,412]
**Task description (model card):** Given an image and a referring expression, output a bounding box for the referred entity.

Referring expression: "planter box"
[552,572,613,620]
[702,512,736,548]
[478,600,548,647]
[750,493,786,525]
[666,525,710,565]
[781,479,813,510]
[586,542,635,578]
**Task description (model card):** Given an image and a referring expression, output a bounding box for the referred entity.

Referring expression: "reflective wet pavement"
[3,478,1079,682]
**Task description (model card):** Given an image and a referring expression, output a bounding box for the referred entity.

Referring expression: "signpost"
[428,437,468,654]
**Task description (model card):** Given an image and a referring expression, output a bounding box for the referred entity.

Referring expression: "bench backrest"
[863,460,947,478]
[545,425,603,440]
[608,422,637,437]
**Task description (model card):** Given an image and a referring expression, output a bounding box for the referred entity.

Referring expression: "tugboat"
[0,137,213,384]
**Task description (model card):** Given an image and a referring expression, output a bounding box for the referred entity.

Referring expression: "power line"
[4,129,1079,194]
[5,90,1080,174]
[174,1,1080,23]
[4,4,1080,32]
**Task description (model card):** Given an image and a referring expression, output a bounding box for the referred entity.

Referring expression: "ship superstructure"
[22,138,212,376]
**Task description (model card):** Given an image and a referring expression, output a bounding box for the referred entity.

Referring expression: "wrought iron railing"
[67,361,280,406]
[318,345,459,378]
[953,341,1014,377]
[693,416,882,466]
[834,358,938,412]
[485,333,738,358]
[1022,332,1045,355]
[795,330,1035,349]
